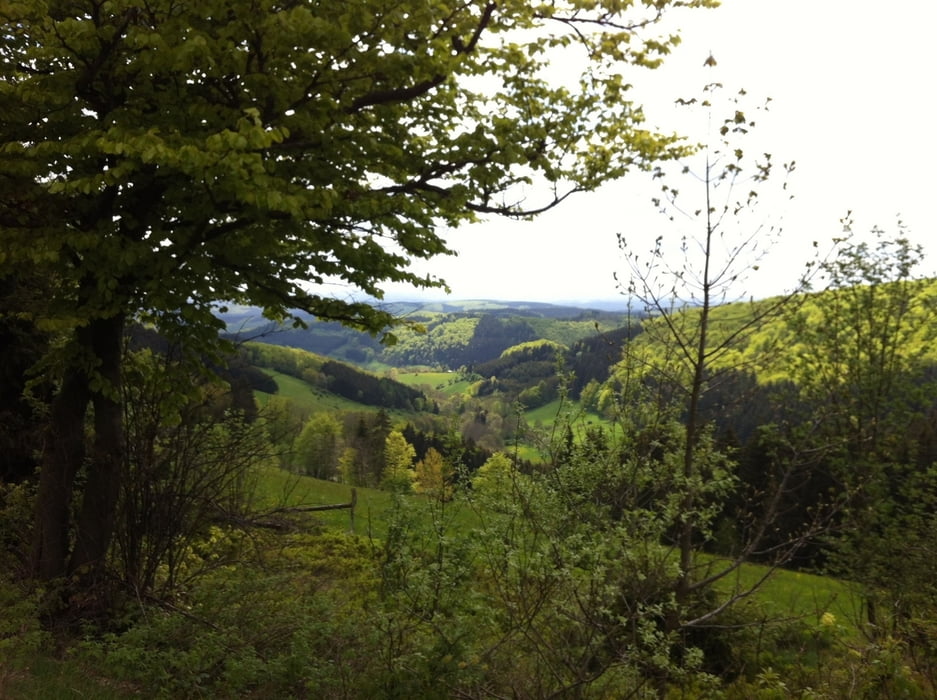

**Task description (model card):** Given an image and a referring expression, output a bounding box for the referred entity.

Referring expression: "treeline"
[242,342,426,411]
[320,360,426,411]
[278,407,496,486]
[229,319,384,364]
[566,325,642,397]
[385,314,540,367]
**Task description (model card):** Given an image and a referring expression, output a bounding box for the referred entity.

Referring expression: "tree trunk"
[32,315,126,592]
[69,315,125,579]
[32,365,90,579]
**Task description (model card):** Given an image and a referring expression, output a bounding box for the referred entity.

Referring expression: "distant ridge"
[217,298,630,331]
[381,297,630,313]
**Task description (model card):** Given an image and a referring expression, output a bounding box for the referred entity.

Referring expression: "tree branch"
[346,2,496,113]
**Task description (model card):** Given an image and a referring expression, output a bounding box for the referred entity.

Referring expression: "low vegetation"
[1,469,875,699]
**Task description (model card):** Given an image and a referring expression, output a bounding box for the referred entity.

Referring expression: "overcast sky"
[377,0,936,304]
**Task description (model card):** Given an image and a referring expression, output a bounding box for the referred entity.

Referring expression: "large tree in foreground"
[0,0,712,585]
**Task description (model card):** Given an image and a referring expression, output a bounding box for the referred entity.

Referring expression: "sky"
[378,0,937,304]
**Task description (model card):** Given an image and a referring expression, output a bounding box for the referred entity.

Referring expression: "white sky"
[380,0,937,304]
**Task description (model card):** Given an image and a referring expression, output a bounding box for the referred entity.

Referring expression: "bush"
[91,532,379,698]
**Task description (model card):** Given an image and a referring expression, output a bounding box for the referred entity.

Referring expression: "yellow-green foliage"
[500,338,567,358]
[245,342,326,378]
[383,316,479,364]
[525,317,620,346]
[414,447,452,499]
[613,279,937,388]
[471,452,517,495]
[4,466,925,699]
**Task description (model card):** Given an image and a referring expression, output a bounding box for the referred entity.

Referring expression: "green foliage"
[394,371,472,398]
[499,338,568,358]
[604,278,937,394]
[293,412,344,479]
[0,576,47,665]
[602,78,844,692]
[255,370,367,417]
[338,447,361,489]
[414,447,452,500]
[7,0,703,336]
[242,316,633,458]
[237,305,633,371]
[3,463,932,698]
[379,313,545,368]
[0,481,35,580]
[243,344,326,384]
[116,350,276,598]
[88,532,379,699]
[782,227,937,653]
[5,0,707,596]
[6,7,937,685]
[470,452,517,496]
[381,430,417,493]
[789,226,936,466]
[248,343,427,410]
[463,340,567,413]
[382,316,481,367]
[320,360,426,410]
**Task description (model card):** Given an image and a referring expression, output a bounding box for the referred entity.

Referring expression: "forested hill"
[223,280,937,417]
[219,300,632,369]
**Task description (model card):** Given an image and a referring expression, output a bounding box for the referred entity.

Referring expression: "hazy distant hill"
[218,300,633,369]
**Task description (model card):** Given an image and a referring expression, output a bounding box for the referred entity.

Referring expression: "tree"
[414,447,452,500]
[293,412,344,480]
[615,79,823,657]
[1,0,712,588]
[337,447,360,487]
[471,451,518,497]
[789,225,937,636]
[381,430,417,493]
[339,409,394,486]
[790,224,933,474]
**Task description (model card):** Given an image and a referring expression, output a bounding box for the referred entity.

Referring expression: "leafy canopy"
[1,0,712,340]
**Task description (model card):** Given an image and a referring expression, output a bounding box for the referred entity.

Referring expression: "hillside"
[236,279,937,473]
[609,280,937,385]
[219,300,632,369]
[241,342,430,412]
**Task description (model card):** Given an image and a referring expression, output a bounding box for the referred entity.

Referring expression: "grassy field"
[253,467,483,540]
[254,370,366,414]
[252,466,394,536]
[702,553,860,632]
[255,370,418,425]
[256,468,861,635]
[394,370,473,396]
[524,398,589,427]
[524,398,611,436]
